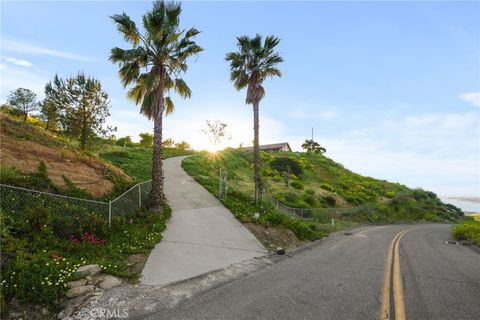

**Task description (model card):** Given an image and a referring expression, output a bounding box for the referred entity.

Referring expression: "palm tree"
[225,34,283,204]
[110,1,202,213]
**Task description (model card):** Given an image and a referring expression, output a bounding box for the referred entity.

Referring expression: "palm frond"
[126,84,145,105]
[118,61,140,87]
[174,78,191,98]
[164,96,175,115]
[110,13,140,46]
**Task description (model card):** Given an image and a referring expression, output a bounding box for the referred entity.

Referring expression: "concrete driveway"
[140,156,266,286]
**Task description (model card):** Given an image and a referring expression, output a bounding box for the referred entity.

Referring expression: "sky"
[1,0,479,199]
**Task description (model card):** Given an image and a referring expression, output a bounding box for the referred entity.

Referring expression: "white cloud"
[2,37,91,62]
[389,112,478,130]
[289,109,338,120]
[318,110,338,119]
[4,57,32,67]
[459,92,480,108]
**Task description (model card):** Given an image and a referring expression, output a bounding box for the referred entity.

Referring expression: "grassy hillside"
[99,147,194,182]
[0,114,192,316]
[0,113,131,198]
[182,149,463,223]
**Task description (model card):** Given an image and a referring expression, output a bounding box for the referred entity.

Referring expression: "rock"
[8,311,23,319]
[99,275,122,290]
[75,265,101,277]
[58,295,89,318]
[65,285,94,299]
[87,274,105,285]
[86,278,99,285]
[67,279,87,289]
[41,308,50,316]
[85,276,92,281]
[276,247,285,255]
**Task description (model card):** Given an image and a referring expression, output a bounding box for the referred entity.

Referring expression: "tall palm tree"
[225,34,283,205]
[110,1,202,213]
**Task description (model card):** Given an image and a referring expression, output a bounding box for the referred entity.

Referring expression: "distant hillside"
[0,113,131,197]
[183,149,463,223]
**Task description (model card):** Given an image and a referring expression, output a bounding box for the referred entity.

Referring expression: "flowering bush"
[1,206,171,310]
[70,232,107,246]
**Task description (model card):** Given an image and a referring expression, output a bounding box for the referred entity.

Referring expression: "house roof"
[242,142,291,151]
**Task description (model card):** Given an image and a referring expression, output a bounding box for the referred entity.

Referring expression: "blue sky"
[1,1,479,198]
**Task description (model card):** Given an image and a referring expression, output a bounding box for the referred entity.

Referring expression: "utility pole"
[311,128,314,140]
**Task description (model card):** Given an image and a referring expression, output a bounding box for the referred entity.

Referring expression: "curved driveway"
[141,156,266,286]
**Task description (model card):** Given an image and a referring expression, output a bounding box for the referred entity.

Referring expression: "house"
[242,142,292,152]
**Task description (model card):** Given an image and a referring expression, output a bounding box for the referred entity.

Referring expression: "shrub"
[284,192,299,204]
[291,181,304,190]
[303,194,317,207]
[78,213,109,239]
[320,183,334,192]
[116,136,135,147]
[110,150,131,158]
[270,157,303,177]
[320,195,336,207]
[61,175,91,198]
[272,175,281,182]
[28,206,52,234]
[261,211,325,241]
[305,189,315,195]
[452,220,480,246]
[385,191,396,198]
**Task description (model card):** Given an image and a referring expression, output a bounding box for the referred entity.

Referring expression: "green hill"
[0,112,131,198]
[182,149,463,224]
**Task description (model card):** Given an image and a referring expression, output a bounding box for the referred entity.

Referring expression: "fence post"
[108,201,112,227]
[138,184,142,208]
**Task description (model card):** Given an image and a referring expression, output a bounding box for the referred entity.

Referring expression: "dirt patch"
[0,114,130,196]
[245,222,306,252]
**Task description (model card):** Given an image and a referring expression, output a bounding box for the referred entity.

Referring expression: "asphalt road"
[144,224,480,320]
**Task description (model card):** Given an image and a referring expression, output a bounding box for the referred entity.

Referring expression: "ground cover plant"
[99,146,194,182]
[0,205,170,313]
[182,149,463,235]
[451,218,480,246]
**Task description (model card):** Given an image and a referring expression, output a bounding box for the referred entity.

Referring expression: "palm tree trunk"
[148,90,165,213]
[253,101,263,205]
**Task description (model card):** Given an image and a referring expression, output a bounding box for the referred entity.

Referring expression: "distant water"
[440,197,480,213]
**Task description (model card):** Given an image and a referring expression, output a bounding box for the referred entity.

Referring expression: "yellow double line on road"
[380,229,415,320]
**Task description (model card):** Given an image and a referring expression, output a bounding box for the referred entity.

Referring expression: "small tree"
[116,136,134,147]
[201,120,230,150]
[175,141,191,151]
[45,73,111,150]
[301,139,326,154]
[139,133,154,148]
[7,88,38,121]
[163,138,175,148]
[39,97,60,131]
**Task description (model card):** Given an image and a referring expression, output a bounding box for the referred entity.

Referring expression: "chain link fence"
[109,180,152,219]
[265,190,413,221]
[266,194,375,221]
[0,181,152,237]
